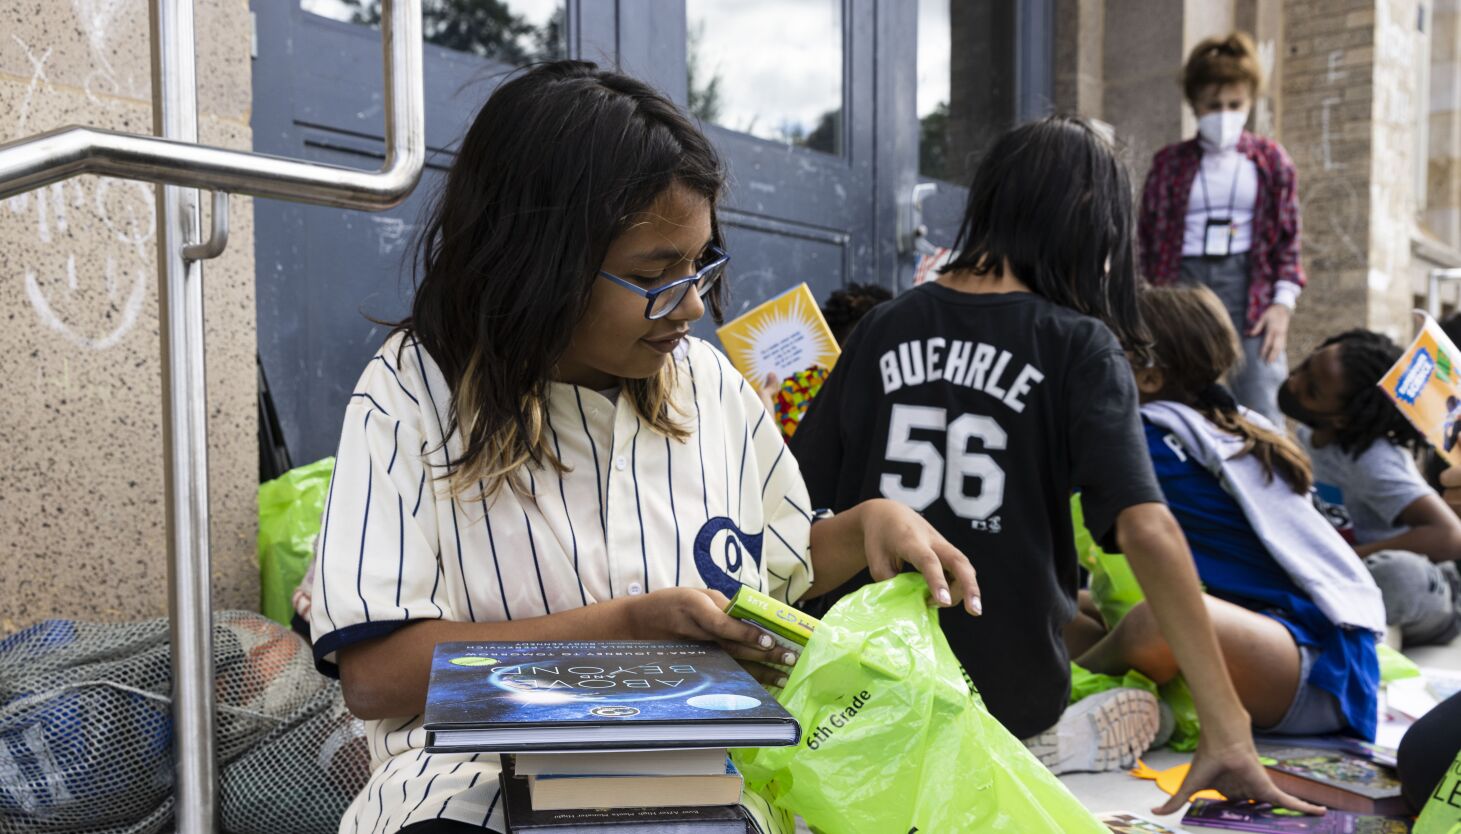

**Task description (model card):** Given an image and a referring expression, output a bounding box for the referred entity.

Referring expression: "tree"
[686,20,723,124]
[343,0,564,64]
[803,108,842,155]
[919,101,950,182]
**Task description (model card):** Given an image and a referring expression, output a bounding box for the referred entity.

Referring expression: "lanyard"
[1197,153,1243,218]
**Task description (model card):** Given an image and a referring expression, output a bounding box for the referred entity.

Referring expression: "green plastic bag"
[1070,662,1158,701]
[734,575,1107,834]
[257,457,335,625]
[1072,495,1201,751]
[1073,494,1146,627]
[1415,747,1461,834]
[1378,642,1422,683]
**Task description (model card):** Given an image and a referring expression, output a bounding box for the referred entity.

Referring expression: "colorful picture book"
[717,283,840,436]
[499,756,749,833]
[717,282,840,385]
[1181,799,1412,833]
[1379,311,1461,466]
[1256,744,1408,816]
[422,641,800,753]
[1098,811,1192,832]
[1252,735,1399,770]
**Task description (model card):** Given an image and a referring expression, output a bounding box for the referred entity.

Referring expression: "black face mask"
[1277,384,1328,429]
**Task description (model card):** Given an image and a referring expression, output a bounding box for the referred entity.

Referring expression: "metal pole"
[150,0,216,830]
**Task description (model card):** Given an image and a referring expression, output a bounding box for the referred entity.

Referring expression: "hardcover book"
[524,754,743,811]
[423,641,800,753]
[514,748,730,778]
[500,757,749,833]
[1256,744,1408,816]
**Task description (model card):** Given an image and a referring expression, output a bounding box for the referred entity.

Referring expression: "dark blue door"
[249,1,1014,466]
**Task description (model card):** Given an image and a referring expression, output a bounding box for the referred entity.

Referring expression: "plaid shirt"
[1138,131,1306,327]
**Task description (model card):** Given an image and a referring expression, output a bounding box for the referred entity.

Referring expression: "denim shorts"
[1259,642,1347,736]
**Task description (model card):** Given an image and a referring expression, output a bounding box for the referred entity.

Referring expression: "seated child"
[821,282,893,345]
[1279,330,1461,647]
[791,115,1318,815]
[1073,285,1384,741]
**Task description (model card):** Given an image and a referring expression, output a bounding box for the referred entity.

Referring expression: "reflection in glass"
[918,0,1015,183]
[302,0,566,64]
[917,0,951,180]
[687,0,843,155]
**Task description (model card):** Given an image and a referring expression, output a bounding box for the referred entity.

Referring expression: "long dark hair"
[1321,330,1426,457]
[940,115,1151,356]
[1141,285,1312,493]
[397,60,727,498]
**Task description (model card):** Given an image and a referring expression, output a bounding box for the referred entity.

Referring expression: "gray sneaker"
[1023,688,1160,775]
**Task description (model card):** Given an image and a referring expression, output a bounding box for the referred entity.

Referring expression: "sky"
[301,0,953,142]
[686,0,844,147]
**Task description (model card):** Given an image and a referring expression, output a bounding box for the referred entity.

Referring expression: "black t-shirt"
[789,282,1164,738]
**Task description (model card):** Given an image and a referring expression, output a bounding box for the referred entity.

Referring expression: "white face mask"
[1197,109,1248,151]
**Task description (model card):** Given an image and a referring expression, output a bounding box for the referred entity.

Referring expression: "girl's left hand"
[1249,304,1291,364]
[858,498,982,616]
[757,372,779,416]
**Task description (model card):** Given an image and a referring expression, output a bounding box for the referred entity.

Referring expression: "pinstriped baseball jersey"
[309,331,813,834]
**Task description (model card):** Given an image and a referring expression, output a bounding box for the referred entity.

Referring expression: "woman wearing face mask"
[1139,32,1304,427]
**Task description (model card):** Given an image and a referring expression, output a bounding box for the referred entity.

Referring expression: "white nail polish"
[759,634,773,648]
[782,651,798,666]
[937,588,952,606]
[775,675,789,687]
[970,596,983,615]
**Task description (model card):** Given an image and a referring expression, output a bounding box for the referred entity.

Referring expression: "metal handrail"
[0,2,424,831]
[0,1,424,210]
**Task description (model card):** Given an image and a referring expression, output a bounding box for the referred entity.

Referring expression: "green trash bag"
[1072,495,1202,751]
[1378,642,1421,683]
[734,574,1107,834]
[257,457,335,625]
[1073,494,1146,627]
[1415,746,1461,834]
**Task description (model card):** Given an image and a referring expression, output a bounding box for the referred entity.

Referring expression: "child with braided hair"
[820,282,893,345]
[1280,330,1461,647]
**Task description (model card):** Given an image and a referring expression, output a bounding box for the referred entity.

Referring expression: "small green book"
[724,586,820,649]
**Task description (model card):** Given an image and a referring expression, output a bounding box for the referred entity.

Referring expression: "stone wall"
[0,0,257,631]
[1280,0,1381,357]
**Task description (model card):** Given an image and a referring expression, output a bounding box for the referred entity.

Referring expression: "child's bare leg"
[1064,610,1109,658]
[1074,595,1302,728]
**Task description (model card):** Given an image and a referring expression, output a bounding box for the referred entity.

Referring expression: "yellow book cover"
[716,283,840,388]
[1379,310,1461,467]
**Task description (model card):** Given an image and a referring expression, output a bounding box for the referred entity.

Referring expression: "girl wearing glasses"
[307,60,977,834]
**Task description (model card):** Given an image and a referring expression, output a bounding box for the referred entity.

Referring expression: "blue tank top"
[1143,420,1378,740]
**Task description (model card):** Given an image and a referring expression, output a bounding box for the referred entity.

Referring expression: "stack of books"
[422,637,803,833]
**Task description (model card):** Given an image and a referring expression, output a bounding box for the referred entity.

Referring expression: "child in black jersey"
[791,116,1319,816]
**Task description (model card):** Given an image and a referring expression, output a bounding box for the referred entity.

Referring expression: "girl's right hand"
[1154,735,1326,817]
[627,587,797,687]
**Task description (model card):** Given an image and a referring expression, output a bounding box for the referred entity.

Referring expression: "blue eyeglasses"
[598,245,730,320]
